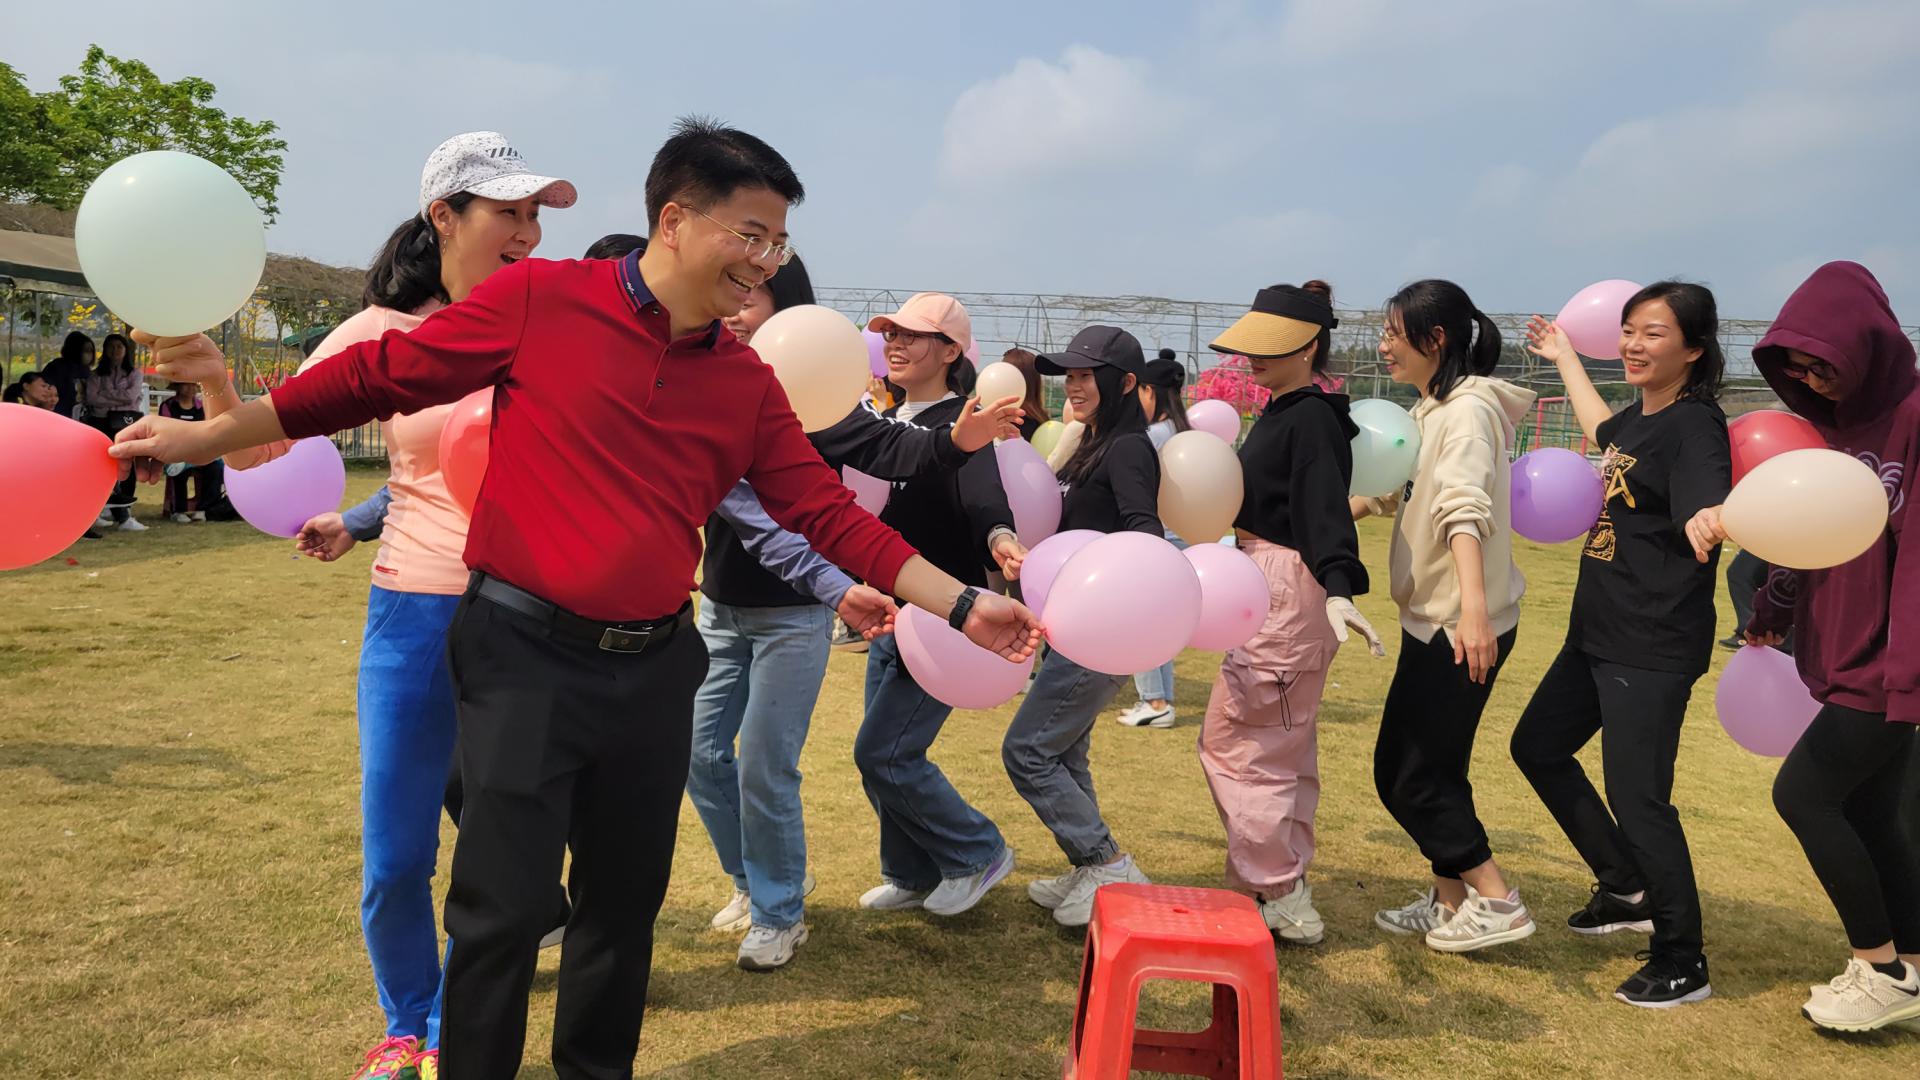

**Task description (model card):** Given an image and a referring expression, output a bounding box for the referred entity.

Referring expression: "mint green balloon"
[1348,398,1422,498]
[74,151,266,336]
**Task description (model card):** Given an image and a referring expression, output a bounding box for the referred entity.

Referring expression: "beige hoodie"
[1361,375,1536,644]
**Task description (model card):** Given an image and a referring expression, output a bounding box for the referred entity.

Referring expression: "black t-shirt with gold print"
[1567,398,1731,675]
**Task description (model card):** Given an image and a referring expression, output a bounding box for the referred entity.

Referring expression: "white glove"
[1326,597,1385,657]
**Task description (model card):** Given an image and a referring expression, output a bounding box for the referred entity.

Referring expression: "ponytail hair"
[1300,279,1335,374]
[1386,278,1501,401]
[1623,280,1725,404]
[364,192,476,312]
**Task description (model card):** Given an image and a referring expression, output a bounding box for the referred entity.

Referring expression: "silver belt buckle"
[598,626,651,653]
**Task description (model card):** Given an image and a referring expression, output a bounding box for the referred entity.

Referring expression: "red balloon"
[438,389,493,514]
[1729,409,1824,485]
[0,404,119,570]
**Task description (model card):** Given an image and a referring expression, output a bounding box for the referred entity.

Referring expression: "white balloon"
[752,305,871,432]
[74,151,266,336]
[974,361,1027,405]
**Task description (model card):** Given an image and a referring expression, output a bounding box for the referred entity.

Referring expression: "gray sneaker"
[737,923,809,972]
[1375,888,1452,936]
[1053,855,1151,928]
[1027,865,1091,910]
[925,847,1016,917]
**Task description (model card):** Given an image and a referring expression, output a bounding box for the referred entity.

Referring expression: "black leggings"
[1375,627,1518,879]
[1511,647,1703,959]
[1773,705,1920,952]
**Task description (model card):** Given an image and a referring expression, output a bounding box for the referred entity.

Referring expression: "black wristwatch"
[947,587,979,632]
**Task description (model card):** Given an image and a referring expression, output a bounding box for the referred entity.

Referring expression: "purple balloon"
[995,437,1062,545]
[225,436,346,538]
[1715,645,1820,757]
[842,466,890,516]
[1019,529,1101,619]
[895,603,1033,710]
[1511,448,1604,543]
[863,329,888,379]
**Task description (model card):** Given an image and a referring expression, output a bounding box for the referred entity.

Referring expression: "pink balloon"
[995,437,1061,545]
[1184,544,1270,651]
[1044,532,1201,675]
[895,603,1033,709]
[1511,448,1605,543]
[1555,279,1642,361]
[863,329,888,379]
[1018,529,1101,618]
[842,466,890,516]
[1715,644,1821,757]
[965,338,982,367]
[1187,398,1242,444]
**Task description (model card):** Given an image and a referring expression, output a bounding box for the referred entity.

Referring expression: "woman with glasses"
[1006,325,1169,929]
[1699,261,1920,1032]
[1511,282,1730,1008]
[689,272,1022,971]
[1359,279,1540,955]
[853,292,1028,920]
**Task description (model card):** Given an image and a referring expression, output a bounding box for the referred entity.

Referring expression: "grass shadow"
[0,739,263,789]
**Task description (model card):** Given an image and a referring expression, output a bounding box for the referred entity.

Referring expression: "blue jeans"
[854,633,1006,890]
[1003,649,1128,866]
[685,600,831,930]
[358,585,462,1049]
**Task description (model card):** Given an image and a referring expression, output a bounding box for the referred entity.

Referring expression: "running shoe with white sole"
[1375,888,1453,936]
[1052,855,1151,928]
[1802,959,1920,1032]
[1115,702,1174,729]
[925,847,1015,917]
[737,922,810,972]
[1424,887,1536,953]
[1568,883,1654,936]
[1614,951,1712,1008]
[1260,879,1325,946]
[858,881,931,911]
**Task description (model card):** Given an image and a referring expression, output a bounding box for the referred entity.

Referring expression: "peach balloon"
[1721,448,1889,570]
[1158,429,1245,546]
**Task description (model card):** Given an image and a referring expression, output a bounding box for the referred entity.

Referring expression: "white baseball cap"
[418,131,577,218]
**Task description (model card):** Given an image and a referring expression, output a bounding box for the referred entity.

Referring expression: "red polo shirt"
[271,252,917,621]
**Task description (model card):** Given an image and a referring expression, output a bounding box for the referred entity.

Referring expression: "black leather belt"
[471,573,689,654]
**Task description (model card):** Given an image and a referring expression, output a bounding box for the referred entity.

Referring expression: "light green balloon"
[1348,398,1422,497]
[74,151,266,336]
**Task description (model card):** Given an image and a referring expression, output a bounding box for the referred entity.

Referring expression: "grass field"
[2,468,1915,1078]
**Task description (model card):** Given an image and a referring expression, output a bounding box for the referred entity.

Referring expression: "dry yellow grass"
[2,469,1915,1077]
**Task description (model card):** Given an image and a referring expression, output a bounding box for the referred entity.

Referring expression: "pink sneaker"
[349,1035,418,1079]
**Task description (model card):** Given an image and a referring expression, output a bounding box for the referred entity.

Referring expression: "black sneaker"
[1568,884,1654,935]
[1615,951,1711,1008]
[1717,634,1743,651]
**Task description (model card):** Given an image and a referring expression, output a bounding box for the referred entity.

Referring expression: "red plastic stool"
[1062,883,1282,1079]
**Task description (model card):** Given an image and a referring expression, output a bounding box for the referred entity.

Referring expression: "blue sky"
[10,0,1919,321]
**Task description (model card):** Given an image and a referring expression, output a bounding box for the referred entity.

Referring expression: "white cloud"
[937,46,1185,186]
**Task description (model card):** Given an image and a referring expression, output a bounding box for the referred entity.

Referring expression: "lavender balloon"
[1715,645,1820,757]
[863,329,888,379]
[225,436,346,538]
[1511,448,1604,543]
[995,437,1062,545]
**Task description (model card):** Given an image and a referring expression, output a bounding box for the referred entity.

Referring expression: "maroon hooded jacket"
[1749,261,1920,724]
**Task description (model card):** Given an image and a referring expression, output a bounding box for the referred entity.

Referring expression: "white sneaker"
[95,513,115,528]
[1027,866,1091,910]
[711,888,752,932]
[925,847,1016,917]
[858,882,931,911]
[736,922,809,972]
[1803,959,1920,1032]
[1052,854,1151,928]
[1115,702,1174,729]
[1424,887,1537,953]
[1375,888,1453,936]
[538,924,566,950]
[170,513,193,524]
[189,511,207,522]
[116,516,147,532]
[1259,879,1325,946]
[711,871,817,932]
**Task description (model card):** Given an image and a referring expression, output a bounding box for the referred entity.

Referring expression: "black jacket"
[876,396,1015,590]
[1232,387,1368,599]
[1060,430,1163,535]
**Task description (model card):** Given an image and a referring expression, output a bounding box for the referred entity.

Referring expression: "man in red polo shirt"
[114,118,1041,1080]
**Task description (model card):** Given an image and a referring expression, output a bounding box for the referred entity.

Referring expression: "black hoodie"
[1233,386,1369,600]
[877,395,1016,590]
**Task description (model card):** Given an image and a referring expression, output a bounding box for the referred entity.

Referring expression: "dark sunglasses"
[1780,356,1837,382]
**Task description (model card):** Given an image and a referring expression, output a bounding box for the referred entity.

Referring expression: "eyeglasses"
[1780,356,1836,382]
[686,206,796,266]
[1378,325,1403,345]
[881,329,953,346]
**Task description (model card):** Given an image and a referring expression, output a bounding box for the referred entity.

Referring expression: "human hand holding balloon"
[959,590,1043,661]
[837,584,898,641]
[1684,505,1728,564]
[951,395,1024,451]
[110,414,213,483]
[131,329,230,388]
[1325,596,1385,657]
[1744,629,1787,648]
[295,512,357,562]
[1523,316,1578,367]
[991,533,1028,580]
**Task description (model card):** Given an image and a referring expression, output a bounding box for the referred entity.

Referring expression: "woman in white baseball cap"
[144,131,573,1080]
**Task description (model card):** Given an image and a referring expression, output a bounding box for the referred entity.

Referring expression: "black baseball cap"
[1036,325,1147,378]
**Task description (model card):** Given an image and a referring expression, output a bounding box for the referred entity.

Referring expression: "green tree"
[0,47,286,220]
